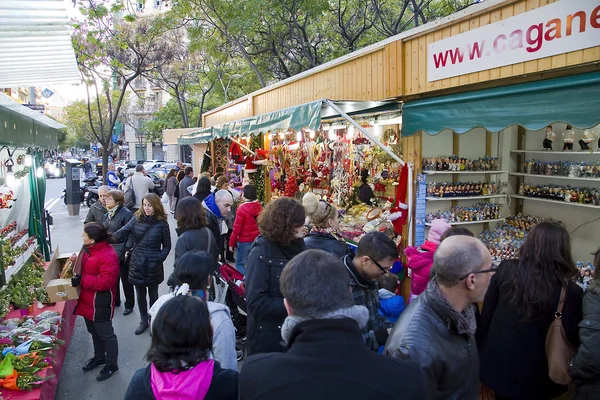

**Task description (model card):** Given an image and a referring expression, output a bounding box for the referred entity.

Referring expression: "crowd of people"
[70,165,600,400]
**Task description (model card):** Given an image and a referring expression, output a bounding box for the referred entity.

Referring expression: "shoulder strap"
[204,227,212,253]
[555,286,567,315]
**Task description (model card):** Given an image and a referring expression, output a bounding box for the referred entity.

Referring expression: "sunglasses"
[459,266,498,281]
[370,257,392,274]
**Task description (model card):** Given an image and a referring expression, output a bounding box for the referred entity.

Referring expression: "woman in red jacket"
[228,185,262,275]
[71,222,120,382]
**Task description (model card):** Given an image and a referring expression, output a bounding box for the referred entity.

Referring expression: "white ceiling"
[0,0,81,88]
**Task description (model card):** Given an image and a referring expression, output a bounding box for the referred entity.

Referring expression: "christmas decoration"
[250,134,266,202]
[284,175,298,198]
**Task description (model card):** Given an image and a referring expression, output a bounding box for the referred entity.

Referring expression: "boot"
[96,364,119,381]
[82,357,105,372]
[135,317,149,335]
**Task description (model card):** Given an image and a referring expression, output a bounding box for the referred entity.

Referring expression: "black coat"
[102,206,133,260]
[477,259,583,400]
[204,207,223,258]
[166,227,218,287]
[124,361,238,400]
[240,318,427,400]
[113,214,171,286]
[245,236,306,356]
[571,279,600,399]
[304,231,351,258]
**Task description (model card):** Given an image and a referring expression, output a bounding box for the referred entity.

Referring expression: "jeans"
[235,241,253,276]
[84,318,118,367]
[135,284,159,318]
[117,259,135,309]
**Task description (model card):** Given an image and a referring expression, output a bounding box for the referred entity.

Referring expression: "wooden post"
[263,133,272,202]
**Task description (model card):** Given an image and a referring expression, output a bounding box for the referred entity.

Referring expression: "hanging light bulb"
[308,129,315,139]
[328,126,336,141]
[24,155,33,167]
[374,124,383,138]
[347,125,355,140]
[36,167,44,178]
[268,132,273,140]
[5,172,18,188]
[296,131,302,142]
[278,131,285,139]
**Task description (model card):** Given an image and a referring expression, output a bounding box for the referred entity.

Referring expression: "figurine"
[580,129,595,151]
[562,125,575,151]
[543,125,555,150]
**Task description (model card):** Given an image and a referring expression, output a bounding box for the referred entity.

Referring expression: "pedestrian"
[193,176,212,204]
[342,231,398,351]
[245,197,307,356]
[83,158,94,179]
[125,296,238,400]
[214,175,229,193]
[175,161,184,171]
[228,184,262,275]
[150,251,238,371]
[213,176,236,262]
[571,247,600,400]
[84,185,109,224]
[178,166,194,200]
[167,197,218,287]
[377,272,405,324]
[477,222,583,400]
[404,218,451,302]
[106,163,121,189]
[384,235,494,399]
[202,189,234,260]
[164,168,177,213]
[71,223,120,381]
[302,192,351,258]
[123,164,154,213]
[113,193,171,335]
[240,250,427,400]
[102,190,135,315]
[172,170,185,212]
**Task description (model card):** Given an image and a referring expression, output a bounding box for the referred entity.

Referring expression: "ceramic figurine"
[543,125,556,150]
[562,125,575,151]
[580,129,595,151]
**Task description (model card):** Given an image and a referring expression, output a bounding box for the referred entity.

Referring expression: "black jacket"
[166,227,218,287]
[102,206,133,260]
[245,236,306,356]
[84,201,106,224]
[124,361,238,400]
[204,207,223,258]
[384,282,480,400]
[477,259,583,400]
[571,279,600,399]
[304,231,351,258]
[113,214,171,286]
[240,318,427,400]
[358,183,375,205]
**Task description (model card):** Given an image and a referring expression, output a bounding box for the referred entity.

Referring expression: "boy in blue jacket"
[378,272,405,324]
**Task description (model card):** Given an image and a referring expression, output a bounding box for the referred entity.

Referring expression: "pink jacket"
[405,240,438,297]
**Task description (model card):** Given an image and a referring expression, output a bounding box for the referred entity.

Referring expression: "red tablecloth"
[0,299,76,400]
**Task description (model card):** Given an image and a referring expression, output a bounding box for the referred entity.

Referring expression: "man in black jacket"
[240,250,427,400]
[384,235,493,400]
[84,185,109,224]
[178,166,194,199]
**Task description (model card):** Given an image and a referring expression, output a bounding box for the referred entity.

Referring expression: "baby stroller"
[214,263,247,361]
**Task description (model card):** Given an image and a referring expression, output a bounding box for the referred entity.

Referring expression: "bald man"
[84,185,110,224]
[384,235,494,400]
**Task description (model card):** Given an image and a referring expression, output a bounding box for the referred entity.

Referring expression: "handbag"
[545,286,576,386]
[479,384,495,400]
[124,177,136,209]
[161,192,169,203]
[124,225,153,266]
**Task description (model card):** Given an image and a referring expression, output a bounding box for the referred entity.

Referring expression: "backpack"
[124,177,136,209]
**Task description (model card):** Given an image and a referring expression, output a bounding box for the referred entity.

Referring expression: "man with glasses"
[342,231,399,351]
[384,235,494,400]
[84,185,110,224]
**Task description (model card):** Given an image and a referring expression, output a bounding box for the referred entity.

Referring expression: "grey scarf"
[428,279,477,336]
[281,305,370,345]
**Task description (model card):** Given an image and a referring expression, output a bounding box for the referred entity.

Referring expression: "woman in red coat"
[71,222,120,382]
[228,185,262,275]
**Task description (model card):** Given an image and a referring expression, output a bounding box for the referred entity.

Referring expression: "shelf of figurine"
[517,184,600,206]
[425,203,501,224]
[422,156,499,172]
[0,187,16,210]
[426,181,500,199]
[574,262,595,291]
[521,160,600,178]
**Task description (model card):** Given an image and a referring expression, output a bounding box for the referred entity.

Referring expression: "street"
[44,178,179,399]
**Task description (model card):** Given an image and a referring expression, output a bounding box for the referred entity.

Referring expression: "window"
[137,1,144,11]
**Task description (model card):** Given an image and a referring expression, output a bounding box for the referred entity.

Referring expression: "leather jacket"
[384,284,479,400]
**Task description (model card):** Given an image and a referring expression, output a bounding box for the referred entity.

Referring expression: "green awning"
[178,100,323,145]
[402,72,600,136]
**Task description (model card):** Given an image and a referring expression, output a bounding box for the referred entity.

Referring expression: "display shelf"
[4,244,36,282]
[426,194,507,201]
[425,218,505,226]
[510,150,600,156]
[0,230,16,241]
[510,195,600,209]
[423,170,507,175]
[12,234,29,249]
[510,173,600,183]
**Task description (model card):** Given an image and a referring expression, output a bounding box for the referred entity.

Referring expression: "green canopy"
[178,100,323,145]
[28,152,49,261]
[402,71,600,136]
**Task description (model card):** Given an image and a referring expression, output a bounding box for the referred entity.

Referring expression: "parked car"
[147,171,165,196]
[147,163,178,179]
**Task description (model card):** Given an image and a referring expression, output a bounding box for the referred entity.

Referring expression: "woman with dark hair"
[358,168,375,206]
[125,295,238,399]
[103,190,135,316]
[166,197,218,287]
[477,221,583,400]
[165,168,177,213]
[71,222,120,381]
[173,170,185,212]
[570,247,600,399]
[302,192,351,258]
[114,193,172,335]
[151,251,237,371]
[245,197,307,355]
[193,176,213,204]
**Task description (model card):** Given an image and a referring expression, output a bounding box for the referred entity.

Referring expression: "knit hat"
[243,184,257,201]
[428,219,452,244]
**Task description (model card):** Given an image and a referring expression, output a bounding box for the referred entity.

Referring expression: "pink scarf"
[150,360,215,400]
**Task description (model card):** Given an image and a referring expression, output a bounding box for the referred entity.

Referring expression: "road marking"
[46,198,60,211]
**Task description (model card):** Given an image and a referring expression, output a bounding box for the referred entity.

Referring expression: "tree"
[72,1,175,183]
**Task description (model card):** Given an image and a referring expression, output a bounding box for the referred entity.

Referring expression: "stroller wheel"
[235,341,246,361]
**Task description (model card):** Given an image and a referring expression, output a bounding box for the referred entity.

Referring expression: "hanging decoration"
[250,134,265,203]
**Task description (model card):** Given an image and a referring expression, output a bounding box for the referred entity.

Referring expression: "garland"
[250,134,265,203]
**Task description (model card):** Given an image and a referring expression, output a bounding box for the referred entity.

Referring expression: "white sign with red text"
[428,0,600,82]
